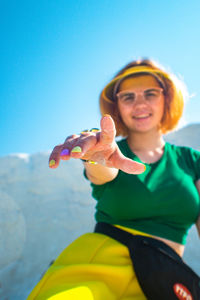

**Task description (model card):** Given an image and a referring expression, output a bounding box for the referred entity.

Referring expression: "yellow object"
[71,146,82,153]
[88,160,98,165]
[81,130,89,134]
[90,128,100,133]
[49,160,56,167]
[48,287,94,300]
[27,231,148,300]
[114,224,152,238]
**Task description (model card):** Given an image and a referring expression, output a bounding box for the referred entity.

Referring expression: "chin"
[124,117,162,134]
[127,124,160,134]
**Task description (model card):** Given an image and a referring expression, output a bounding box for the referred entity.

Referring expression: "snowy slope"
[165,123,200,150]
[0,124,200,300]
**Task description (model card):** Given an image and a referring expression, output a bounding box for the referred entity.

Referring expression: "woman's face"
[117,75,165,134]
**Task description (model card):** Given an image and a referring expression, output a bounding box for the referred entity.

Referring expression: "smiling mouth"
[132,114,152,119]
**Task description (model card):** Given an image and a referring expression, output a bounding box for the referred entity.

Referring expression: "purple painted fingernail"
[60,149,70,156]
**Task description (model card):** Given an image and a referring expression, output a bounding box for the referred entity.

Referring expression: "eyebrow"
[120,88,161,94]
[144,88,161,92]
[117,87,163,96]
[122,91,134,95]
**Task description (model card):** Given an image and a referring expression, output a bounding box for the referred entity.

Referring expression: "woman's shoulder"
[166,142,200,157]
[166,142,200,180]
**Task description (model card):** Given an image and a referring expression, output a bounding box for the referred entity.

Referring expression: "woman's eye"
[146,92,156,97]
[145,92,158,99]
[123,94,134,101]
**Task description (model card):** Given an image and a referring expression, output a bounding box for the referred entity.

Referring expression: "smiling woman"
[116,76,165,134]
[100,60,185,136]
[27,59,200,300]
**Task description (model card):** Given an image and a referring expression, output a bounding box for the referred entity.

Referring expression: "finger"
[80,129,90,135]
[60,148,70,160]
[99,115,116,145]
[64,134,79,143]
[70,134,98,159]
[90,128,100,133]
[110,150,146,174]
[49,145,63,169]
[61,135,80,160]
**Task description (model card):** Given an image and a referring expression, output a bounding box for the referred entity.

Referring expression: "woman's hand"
[49,115,146,175]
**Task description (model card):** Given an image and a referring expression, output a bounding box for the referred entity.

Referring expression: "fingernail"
[81,129,89,134]
[90,128,100,132]
[60,149,70,156]
[143,165,146,172]
[88,160,98,165]
[49,159,56,167]
[71,146,82,153]
[103,114,110,117]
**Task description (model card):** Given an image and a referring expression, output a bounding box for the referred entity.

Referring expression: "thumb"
[111,150,146,174]
[100,114,116,145]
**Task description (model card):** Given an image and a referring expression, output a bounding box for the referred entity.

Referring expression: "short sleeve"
[82,168,107,200]
[186,148,200,181]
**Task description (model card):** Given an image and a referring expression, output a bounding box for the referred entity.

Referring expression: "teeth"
[134,114,150,119]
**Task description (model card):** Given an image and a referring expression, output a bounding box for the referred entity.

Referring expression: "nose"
[133,93,146,105]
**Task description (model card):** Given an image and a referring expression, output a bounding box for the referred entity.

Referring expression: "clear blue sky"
[1,0,200,156]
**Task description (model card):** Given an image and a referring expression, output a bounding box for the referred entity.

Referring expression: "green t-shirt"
[87,139,200,245]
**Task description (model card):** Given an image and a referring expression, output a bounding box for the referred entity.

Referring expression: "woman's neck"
[127,130,165,152]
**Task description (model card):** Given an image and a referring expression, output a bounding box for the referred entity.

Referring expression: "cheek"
[117,102,129,117]
[161,100,165,117]
[116,103,123,119]
[155,98,165,119]
[116,103,129,126]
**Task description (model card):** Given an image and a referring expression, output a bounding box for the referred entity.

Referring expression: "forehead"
[119,75,161,91]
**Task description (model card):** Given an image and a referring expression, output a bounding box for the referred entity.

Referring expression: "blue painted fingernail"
[60,149,70,156]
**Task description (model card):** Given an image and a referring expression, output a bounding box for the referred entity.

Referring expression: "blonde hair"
[100,59,186,136]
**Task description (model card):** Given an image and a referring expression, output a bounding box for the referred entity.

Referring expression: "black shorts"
[94,222,200,300]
